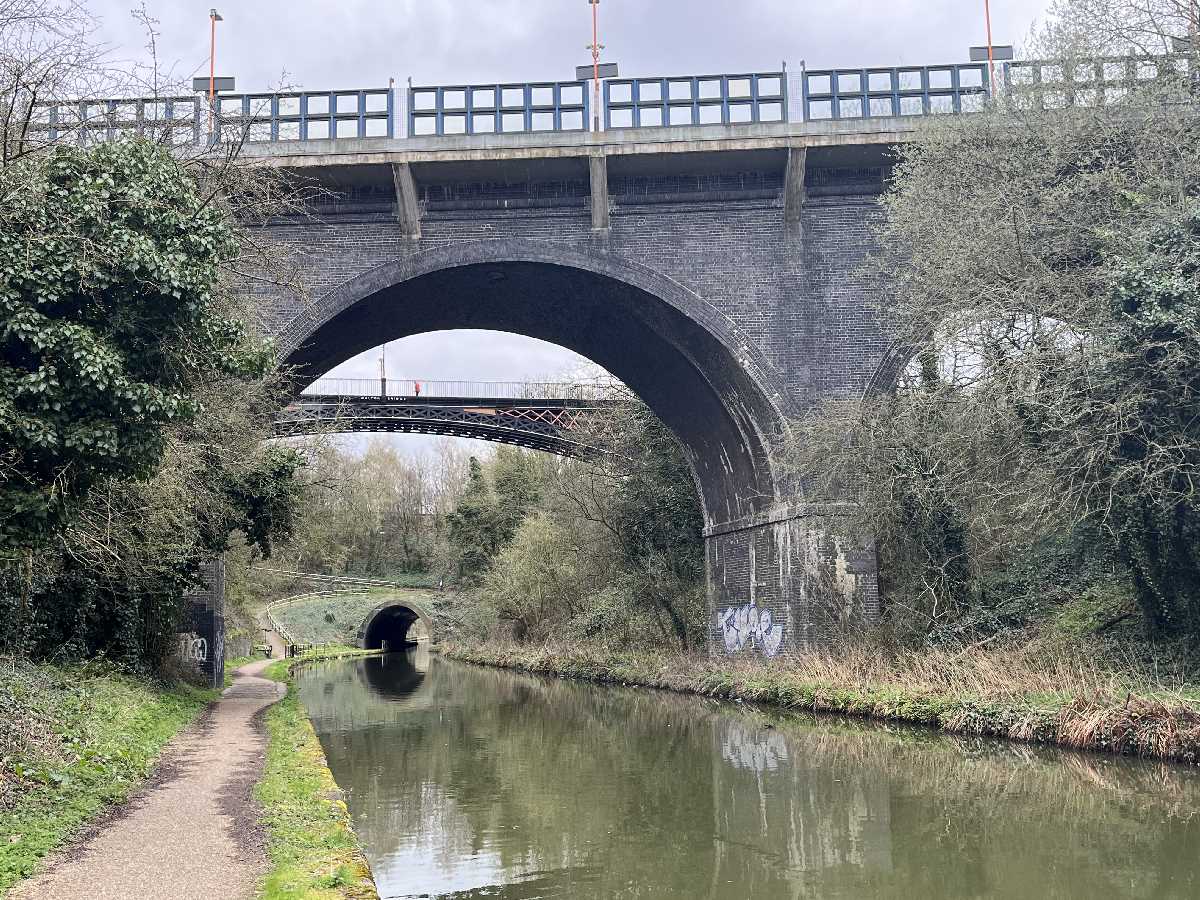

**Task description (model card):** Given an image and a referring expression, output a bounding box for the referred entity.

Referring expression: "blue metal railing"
[408,80,588,137]
[800,63,992,120]
[1005,54,1188,108]
[214,88,394,141]
[604,72,786,129]
[32,95,203,145]
[30,87,393,146]
[39,52,1185,147]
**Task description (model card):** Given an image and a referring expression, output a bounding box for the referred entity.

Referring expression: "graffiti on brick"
[178,634,208,663]
[716,601,784,657]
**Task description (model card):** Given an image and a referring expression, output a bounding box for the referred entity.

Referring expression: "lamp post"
[380,343,388,398]
[587,0,603,132]
[208,9,223,129]
[983,0,997,92]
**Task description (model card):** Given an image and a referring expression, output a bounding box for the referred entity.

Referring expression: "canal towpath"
[9,659,285,900]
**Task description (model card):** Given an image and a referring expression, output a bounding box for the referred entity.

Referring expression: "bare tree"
[785,0,1200,634]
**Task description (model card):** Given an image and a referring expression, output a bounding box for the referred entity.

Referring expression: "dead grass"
[438,633,1200,765]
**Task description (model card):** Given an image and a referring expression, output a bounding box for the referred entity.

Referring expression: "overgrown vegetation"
[0,659,212,891]
[440,637,1200,764]
[0,1,309,670]
[256,661,378,900]
[787,0,1200,647]
[439,399,707,650]
[261,440,466,582]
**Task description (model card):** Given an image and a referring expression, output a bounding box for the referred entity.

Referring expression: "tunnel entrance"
[359,602,433,652]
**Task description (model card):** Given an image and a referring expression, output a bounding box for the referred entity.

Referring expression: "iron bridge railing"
[24,51,1193,146]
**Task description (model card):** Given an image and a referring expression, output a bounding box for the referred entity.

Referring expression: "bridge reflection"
[362,651,428,701]
[297,655,1200,899]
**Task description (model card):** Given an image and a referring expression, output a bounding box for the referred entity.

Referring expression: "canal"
[297,650,1200,899]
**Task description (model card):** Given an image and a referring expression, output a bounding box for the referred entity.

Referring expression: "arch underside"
[279,241,789,527]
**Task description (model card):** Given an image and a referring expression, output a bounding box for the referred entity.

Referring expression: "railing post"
[800,65,809,121]
[780,64,790,122]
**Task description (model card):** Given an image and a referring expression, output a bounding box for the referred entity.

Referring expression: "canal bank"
[0,650,379,900]
[297,648,1200,899]
[7,660,284,900]
[255,650,379,900]
[438,639,1200,765]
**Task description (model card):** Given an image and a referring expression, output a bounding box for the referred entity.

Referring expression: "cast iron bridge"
[275,379,624,456]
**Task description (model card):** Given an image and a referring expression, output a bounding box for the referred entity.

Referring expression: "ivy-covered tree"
[445,457,504,580]
[0,140,271,550]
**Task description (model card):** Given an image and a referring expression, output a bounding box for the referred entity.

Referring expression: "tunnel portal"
[359,602,432,652]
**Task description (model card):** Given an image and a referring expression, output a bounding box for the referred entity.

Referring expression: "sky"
[91,0,1054,456]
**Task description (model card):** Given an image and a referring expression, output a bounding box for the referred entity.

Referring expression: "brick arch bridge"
[357,599,436,651]
[249,109,916,656]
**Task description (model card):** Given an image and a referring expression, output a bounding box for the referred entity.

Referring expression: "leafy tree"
[492,445,542,545]
[0,140,270,550]
[452,396,707,650]
[446,457,504,580]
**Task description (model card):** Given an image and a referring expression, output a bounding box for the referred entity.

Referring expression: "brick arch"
[277,238,792,529]
[357,599,435,651]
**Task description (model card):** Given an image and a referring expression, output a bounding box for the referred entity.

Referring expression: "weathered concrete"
[11,661,283,900]
[390,162,421,239]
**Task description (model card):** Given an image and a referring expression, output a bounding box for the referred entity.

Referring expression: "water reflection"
[297,653,1200,899]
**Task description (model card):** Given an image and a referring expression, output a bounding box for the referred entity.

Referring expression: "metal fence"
[800,63,991,120]
[29,95,204,145]
[604,71,786,129]
[26,52,1193,147]
[28,87,394,147]
[1006,54,1192,109]
[408,80,588,137]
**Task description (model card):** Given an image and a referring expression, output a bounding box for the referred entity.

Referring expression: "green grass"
[0,660,213,892]
[256,661,378,899]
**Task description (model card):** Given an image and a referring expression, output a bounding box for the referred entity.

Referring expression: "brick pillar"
[177,558,226,689]
[707,505,879,658]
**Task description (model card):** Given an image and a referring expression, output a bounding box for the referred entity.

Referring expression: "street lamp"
[983,0,996,91]
[380,343,388,398]
[587,0,603,132]
[209,9,223,106]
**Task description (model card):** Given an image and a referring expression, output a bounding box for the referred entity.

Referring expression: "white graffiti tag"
[717,602,784,657]
[178,635,208,663]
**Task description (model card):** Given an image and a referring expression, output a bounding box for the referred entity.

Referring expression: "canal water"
[297,650,1200,899]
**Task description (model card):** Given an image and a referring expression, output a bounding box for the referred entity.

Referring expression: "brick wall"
[256,165,891,656]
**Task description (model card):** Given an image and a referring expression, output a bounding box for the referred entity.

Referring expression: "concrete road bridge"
[42,51,1170,673]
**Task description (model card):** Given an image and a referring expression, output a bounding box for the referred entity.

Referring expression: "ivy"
[0,140,271,550]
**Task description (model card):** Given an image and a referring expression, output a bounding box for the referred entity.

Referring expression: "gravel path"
[11,660,285,900]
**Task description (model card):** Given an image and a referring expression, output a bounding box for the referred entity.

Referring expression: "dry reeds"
[440,634,1200,765]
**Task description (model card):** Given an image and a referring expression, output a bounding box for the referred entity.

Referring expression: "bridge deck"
[276,393,622,457]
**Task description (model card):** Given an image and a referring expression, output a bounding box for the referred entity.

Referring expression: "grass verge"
[255,650,379,900]
[439,638,1200,765]
[0,659,213,892]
